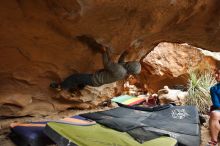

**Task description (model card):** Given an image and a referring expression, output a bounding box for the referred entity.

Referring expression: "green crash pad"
[45,122,177,146]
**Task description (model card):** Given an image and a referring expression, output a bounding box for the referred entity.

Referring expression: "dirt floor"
[0,106,215,146]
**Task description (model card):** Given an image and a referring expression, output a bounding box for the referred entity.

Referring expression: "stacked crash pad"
[10,105,200,146]
[81,106,200,146]
[112,94,172,112]
[9,116,96,146]
[10,121,53,146]
[44,122,177,146]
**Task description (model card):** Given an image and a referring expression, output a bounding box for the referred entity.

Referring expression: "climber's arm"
[118,49,130,63]
[102,47,112,69]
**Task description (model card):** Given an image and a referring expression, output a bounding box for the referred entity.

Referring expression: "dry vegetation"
[186,69,216,113]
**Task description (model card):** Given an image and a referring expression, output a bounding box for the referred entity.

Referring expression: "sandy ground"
[201,122,212,146]
[0,106,215,146]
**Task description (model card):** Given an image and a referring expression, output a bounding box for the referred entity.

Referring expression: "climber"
[207,68,220,146]
[50,47,141,92]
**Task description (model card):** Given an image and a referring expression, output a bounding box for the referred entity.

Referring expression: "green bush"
[186,69,217,113]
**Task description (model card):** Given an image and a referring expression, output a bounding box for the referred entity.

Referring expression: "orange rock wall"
[142,42,220,92]
[0,0,220,116]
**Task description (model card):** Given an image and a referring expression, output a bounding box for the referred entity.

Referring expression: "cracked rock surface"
[0,0,220,116]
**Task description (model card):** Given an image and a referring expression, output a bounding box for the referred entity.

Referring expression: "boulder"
[142,42,220,92]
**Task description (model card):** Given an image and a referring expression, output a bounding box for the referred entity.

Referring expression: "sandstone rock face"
[0,0,220,116]
[0,83,116,116]
[142,42,220,92]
